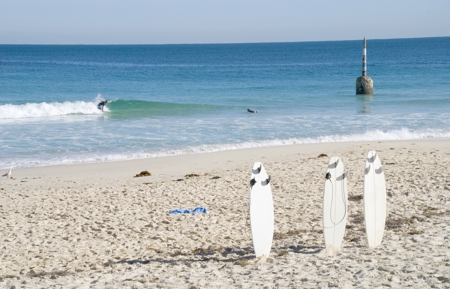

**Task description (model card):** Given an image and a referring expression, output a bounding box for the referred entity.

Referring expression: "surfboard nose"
[252,162,262,174]
[327,157,340,169]
[367,151,377,163]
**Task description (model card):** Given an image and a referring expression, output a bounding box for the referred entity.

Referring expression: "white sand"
[1,140,450,288]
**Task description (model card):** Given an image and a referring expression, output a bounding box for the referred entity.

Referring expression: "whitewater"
[1,38,450,168]
[0,101,104,119]
[1,97,449,168]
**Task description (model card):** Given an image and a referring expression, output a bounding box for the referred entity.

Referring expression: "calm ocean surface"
[1,37,450,168]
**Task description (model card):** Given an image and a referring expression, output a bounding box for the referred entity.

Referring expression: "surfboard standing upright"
[364,151,387,248]
[249,162,274,257]
[323,157,348,250]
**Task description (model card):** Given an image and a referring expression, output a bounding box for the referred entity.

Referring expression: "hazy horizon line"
[1,35,449,46]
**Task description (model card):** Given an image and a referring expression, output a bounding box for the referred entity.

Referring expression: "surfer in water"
[247,108,258,113]
[97,100,108,111]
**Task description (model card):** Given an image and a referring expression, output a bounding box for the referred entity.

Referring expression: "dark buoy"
[356,38,373,95]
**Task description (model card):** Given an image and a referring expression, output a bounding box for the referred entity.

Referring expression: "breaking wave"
[0,97,220,120]
[0,100,103,119]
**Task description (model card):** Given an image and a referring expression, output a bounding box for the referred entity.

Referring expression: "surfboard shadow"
[107,246,257,266]
[364,165,371,175]
[280,245,322,255]
[220,247,254,258]
[109,255,254,266]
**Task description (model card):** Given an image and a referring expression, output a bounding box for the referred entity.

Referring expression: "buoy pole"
[356,37,373,95]
[362,37,367,76]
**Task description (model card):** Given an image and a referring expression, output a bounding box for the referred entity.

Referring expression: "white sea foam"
[3,128,449,169]
[0,100,104,119]
[148,128,450,157]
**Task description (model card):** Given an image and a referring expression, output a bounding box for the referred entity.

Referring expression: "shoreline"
[1,139,450,288]
[4,139,449,185]
[3,134,450,171]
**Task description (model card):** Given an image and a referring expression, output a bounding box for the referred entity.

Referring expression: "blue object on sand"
[168,207,207,214]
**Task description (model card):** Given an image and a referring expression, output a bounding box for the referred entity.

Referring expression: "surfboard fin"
[263,176,271,186]
[252,164,262,175]
[336,171,349,181]
[325,172,331,179]
[250,178,256,189]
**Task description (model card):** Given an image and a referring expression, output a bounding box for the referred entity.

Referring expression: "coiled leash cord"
[324,171,348,227]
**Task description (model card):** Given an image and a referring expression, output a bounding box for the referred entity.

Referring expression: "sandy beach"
[1,140,449,288]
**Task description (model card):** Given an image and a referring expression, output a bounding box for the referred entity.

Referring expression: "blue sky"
[1,0,449,44]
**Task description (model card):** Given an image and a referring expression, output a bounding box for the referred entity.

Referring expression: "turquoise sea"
[1,37,449,168]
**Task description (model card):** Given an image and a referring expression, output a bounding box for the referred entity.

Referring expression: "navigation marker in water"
[356,37,374,95]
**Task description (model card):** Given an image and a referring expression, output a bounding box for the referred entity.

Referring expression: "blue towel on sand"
[168,207,207,214]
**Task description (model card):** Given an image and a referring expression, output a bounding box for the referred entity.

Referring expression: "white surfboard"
[249,162,274,257]
[364,151,387,248]
[323,157,348,250]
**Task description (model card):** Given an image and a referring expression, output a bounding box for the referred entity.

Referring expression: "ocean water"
[1,37,450,169]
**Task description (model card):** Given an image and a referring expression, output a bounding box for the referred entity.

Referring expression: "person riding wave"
[97,100,108,111]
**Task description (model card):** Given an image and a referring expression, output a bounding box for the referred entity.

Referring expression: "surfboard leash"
[324,171,348,227]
